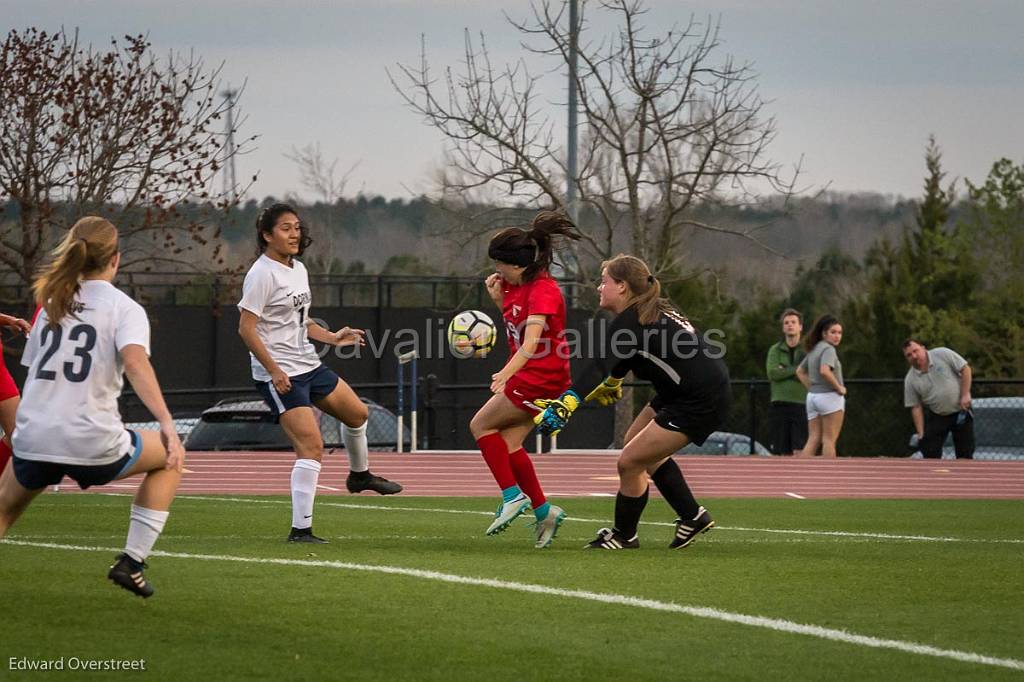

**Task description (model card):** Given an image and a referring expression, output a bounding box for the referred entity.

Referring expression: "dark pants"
[768,402,808,454]
[920,409,975,459]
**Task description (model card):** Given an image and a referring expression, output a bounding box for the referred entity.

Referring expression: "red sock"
[509,448,546,509]
[477,433,516,490]
[0,439,11,475]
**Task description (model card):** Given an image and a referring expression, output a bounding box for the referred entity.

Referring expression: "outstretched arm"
[307,321,366,348]
[0,312,31,335]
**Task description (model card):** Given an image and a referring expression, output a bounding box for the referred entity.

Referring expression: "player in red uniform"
[469,211,581,548]
[0,311,32,473]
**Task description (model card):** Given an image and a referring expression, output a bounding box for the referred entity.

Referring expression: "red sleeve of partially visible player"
[528,278,563,317]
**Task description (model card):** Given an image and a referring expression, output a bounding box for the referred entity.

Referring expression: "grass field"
[2,493,1023,680]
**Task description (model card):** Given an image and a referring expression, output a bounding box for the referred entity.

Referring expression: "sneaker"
[532,505,567,549]
[108,553,154,598]
[669,506,715,549]
[485,493,531,536]
[346,471,403,495]
[287,527,328,544]
[585,527,639,550]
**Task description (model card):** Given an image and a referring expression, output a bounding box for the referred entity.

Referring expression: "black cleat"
[287,527,328,544]
[346,471,402,495]
[108,553,154,598]
[585,527,639,550]
[670,506,715,549]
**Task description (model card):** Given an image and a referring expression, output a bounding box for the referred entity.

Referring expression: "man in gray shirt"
[902,339,974,459]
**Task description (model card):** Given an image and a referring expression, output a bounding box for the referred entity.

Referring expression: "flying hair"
[488,210,581,282]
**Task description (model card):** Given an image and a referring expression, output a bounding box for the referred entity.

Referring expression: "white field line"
[70,491,1007,544]
[2,538,1022,673]
[785,492,806,499]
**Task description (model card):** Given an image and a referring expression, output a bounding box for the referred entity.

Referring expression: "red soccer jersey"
[501,272,571,392]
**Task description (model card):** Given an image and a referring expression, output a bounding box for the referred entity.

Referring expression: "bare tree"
[283,143,361,275]
[390,0,803,279]
[391,1,805,445]
[0,28,256,285]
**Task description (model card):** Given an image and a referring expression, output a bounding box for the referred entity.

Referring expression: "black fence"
[119,378,1024,457]
[0,273,594,311]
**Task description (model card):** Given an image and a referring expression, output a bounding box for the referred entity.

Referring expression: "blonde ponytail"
[33,217,119,325]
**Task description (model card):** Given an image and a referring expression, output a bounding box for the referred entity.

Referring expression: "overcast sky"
[8,0,1024,202]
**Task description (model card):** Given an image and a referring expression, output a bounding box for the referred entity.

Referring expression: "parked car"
[124,417,201,442]
[907,397,1024,460]
[676,431,772,456]
[942,397,1024,461]
[183,397,411,451]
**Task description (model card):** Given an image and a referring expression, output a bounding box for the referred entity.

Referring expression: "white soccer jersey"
[13,280,150,465]
[237,254,320,382]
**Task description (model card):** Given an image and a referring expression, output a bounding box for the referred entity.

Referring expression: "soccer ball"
[447,310,497,358]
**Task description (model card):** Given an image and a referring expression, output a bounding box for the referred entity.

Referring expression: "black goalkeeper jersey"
[571,305,730,402]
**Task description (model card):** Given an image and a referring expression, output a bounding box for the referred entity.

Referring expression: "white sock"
[124,505,169,563]
[342,422,369,473]
[291,459,321,529]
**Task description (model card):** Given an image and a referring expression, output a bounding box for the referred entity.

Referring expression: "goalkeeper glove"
[532,390,581,436]
[584,375,623,406]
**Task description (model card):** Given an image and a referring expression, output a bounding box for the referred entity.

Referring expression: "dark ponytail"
[487,210,581,282]
[805,314,840,352]
[255,203,312,257]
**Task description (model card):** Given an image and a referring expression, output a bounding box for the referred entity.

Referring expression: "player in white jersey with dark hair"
[0,216,185,598]
[238,203,401,544]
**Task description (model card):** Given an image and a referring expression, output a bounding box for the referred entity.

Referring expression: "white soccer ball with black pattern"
[447,310,497,358]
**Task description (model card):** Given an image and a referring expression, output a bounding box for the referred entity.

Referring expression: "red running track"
[77,451,1024,499]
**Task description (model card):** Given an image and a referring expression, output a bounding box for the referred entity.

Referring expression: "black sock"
[651,458,700,520]
[613,487,649,540]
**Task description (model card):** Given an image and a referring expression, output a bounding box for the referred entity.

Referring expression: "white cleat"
[533,505,567,549]
[485,494,531,536]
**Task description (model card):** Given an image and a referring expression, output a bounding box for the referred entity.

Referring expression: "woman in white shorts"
[797,315,846,457]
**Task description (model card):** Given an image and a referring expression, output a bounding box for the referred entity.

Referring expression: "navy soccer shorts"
[255,364,341,421]
[13,430,144,490]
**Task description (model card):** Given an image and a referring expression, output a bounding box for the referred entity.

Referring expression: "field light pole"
[566,0,579,225]
[547,0,576,458]
[396,350,418,453]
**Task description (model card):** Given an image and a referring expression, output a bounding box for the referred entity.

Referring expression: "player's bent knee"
[468,415,488,439]
[616,455,646,477]
[118,430,172,478]
[344,404,369,428]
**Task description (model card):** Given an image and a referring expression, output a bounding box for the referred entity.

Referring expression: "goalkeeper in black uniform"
[534,254,731,550]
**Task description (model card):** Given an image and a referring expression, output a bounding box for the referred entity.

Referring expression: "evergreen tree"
[958,158,1024,376]
[850,136,978,375]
